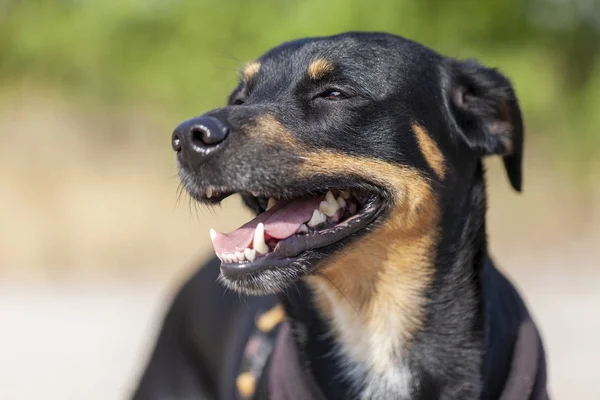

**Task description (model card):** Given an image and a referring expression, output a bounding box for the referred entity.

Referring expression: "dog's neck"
[281,165,488,400]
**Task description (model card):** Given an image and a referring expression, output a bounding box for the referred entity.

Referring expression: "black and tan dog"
[133,32,548,400]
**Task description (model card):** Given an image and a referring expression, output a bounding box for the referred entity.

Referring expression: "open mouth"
[207,189,385,278]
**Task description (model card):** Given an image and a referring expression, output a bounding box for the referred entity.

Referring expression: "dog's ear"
[444,59,524,191]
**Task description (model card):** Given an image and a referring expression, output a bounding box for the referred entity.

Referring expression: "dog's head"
[173,32,523,295]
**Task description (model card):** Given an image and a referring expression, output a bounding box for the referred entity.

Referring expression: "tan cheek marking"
[242,61,261,81]
[413,123,446,179]
[245,114,299,149]
[308,58,334,80]
[299,151,439,370]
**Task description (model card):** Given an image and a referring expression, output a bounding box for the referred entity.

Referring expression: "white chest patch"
[312,279,415,400]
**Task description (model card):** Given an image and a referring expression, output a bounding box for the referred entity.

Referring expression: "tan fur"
[297,151,439,383]
[247,114,298,148]
[307,58,335,80]
[413,123,446,178]
[242,61,261,81]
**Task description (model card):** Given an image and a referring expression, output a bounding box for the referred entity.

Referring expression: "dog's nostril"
[171,131,182,152]
[189,119,229,146]
[191,125,210,144]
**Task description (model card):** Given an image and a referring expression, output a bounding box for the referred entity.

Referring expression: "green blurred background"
[1,1,599,399]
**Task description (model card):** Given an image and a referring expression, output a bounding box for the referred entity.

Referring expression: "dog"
[132,32,548,400]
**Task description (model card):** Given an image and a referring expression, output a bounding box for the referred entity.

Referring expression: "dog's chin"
[217,252,321,296]
[187,185,388,296]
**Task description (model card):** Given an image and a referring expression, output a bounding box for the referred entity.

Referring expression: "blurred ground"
[1,98,599,400]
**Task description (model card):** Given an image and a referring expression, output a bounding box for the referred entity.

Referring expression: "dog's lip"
[219,191,385,279]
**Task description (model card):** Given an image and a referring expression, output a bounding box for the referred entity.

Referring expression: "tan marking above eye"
[413,123,446,179]
[242,61,261,81]
[308,58,335,80]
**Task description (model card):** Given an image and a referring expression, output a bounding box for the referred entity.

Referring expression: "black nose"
[172,116,230,158]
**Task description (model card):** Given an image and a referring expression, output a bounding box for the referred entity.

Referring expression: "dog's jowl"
[133,32,548,400]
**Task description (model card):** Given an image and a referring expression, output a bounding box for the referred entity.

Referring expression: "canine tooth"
[235,251,245,262]
[297,224,309,233]
[216,252,223,262]
[244,248,256,261]
[267,198,277,211]
[253,223,269,255]
[337,196,346,209]
[209,229,217,242]
[308,209,327,227]
[206,187,213,198]
[340,190,351,200]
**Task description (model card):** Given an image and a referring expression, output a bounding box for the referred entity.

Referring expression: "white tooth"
[337,196,346,209]
[340,190,351,200]
[326,191,336,206]
[216,252,223,262]
[318,191,339,217]
[251,191,260,197]
[222,254,230,263]
[206,187,213,198]
[297,224,309,233]
[319,201,335,217]
[244,248,256,261]
[209,229,217,242]
[267,198,277,211]
[253,223,269,255]
[308,209,327,227]
[235,251,245,262]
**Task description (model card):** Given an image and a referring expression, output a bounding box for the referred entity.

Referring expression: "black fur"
[133,32,532,400]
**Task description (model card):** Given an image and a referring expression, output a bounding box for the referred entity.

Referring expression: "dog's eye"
[317,89,347,101]
[232,98,245,106]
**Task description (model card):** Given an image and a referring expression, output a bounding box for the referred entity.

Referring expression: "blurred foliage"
[1,0,599,174]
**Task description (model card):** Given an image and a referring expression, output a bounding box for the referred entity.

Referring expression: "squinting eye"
[319,90,346,100]
[232,98,245,105]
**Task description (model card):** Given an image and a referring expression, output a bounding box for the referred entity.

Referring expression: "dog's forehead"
[246,33,440,91]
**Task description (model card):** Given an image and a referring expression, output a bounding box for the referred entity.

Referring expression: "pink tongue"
[212,197,322,254]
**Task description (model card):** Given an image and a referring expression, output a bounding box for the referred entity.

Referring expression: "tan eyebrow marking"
[308,58,335,80]
[242,61,261,81]
[413,123,446,178]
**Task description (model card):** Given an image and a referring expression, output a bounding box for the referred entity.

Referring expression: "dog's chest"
[312,280,415,400]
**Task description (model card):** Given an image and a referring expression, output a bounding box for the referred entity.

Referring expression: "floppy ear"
[445,59,524,191]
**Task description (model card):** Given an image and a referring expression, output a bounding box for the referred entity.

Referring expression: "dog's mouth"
[206,188,385,279]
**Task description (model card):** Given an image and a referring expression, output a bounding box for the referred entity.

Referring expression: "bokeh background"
[1,1,599,399]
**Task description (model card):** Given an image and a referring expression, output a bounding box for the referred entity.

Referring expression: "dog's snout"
[172,116,230,162]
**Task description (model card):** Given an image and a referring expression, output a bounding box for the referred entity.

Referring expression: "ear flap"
[446,59,524,191]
